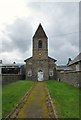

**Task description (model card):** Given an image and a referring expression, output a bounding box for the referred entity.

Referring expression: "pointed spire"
[33,24,48,38]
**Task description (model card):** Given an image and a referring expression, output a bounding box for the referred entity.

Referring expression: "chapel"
[24,24,57,81]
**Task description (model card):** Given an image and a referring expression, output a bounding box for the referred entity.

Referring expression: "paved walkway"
[16,82,50,118]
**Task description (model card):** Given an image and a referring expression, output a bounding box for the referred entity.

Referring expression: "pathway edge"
[4,82,35,119]
[45,84,58,119]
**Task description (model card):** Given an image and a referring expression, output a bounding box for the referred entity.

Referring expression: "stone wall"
[2,74,21,85]
[32,59,49,81]
[57,71,81,87]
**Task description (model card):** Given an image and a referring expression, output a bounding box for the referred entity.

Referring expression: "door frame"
[38,70,44,81]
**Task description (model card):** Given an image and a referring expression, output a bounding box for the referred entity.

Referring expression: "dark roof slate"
[24,56,56,63]
[33,24,48,38]
[24,57,32,62]
[48,56,57,62]
[56,65,72,71]
[68,53,81,65]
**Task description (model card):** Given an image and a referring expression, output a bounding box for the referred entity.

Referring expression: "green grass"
[0,86,2,119]
[46,80,80,118]
[2,80,33,118]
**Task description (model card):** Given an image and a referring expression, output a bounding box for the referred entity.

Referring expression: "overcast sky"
[0,0,80,65]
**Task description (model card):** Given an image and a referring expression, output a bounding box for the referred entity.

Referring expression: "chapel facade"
[24,24,57,81]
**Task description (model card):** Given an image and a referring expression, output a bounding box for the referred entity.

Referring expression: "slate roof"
[24,57,32,62]
[24,56,57,63]
[0,64,22,68]
[68,53,81,65]
[33,24,48,38]
[48,56,57,62]
[56,65,72,71]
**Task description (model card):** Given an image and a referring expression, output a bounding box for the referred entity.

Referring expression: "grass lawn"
[2,80,33,118]
[0,86,2,119]
[46,80,80,118]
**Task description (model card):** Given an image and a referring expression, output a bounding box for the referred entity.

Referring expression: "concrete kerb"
[4,82,36,119]
[45,85,58,119]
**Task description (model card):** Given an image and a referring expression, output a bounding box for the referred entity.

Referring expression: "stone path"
[10,82,56,118]
[17,82,49,118]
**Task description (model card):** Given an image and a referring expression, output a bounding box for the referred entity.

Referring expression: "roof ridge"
[33,24,48,38]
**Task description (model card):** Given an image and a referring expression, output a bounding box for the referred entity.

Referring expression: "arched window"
[38,40,42,48]
[28,70,32,77]
[49,70,53,76]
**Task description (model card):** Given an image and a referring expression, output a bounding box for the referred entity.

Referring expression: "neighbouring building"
[0,62,23,75]
[56,65,72,73]
[56,53,81,87]
[67,52,81,71]
[24,24,57,81]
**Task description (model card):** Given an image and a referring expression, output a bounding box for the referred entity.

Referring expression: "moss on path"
[16,82,49,118]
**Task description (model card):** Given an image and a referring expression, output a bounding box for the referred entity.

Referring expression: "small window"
[28,70,32,77]
[49,70,53,76]
[76,64,79,71]
[38,40,42,48]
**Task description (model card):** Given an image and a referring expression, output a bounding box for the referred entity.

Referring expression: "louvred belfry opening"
[38,40,42,48]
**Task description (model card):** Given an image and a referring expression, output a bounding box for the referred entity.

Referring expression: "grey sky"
[0,1,79,65]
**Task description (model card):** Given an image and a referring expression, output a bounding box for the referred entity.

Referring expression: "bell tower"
[33,24,48,60]
[24,23,57,81]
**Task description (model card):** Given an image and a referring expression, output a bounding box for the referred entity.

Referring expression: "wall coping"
[60,71,81,74]
[1,74,20,76]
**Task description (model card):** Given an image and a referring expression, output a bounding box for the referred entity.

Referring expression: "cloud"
[0,2,79,65]
[79,2,81,53]
[0,0,30,26]
[1,18,33,63]
[2,18,33,53]
[27,2,79,64]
